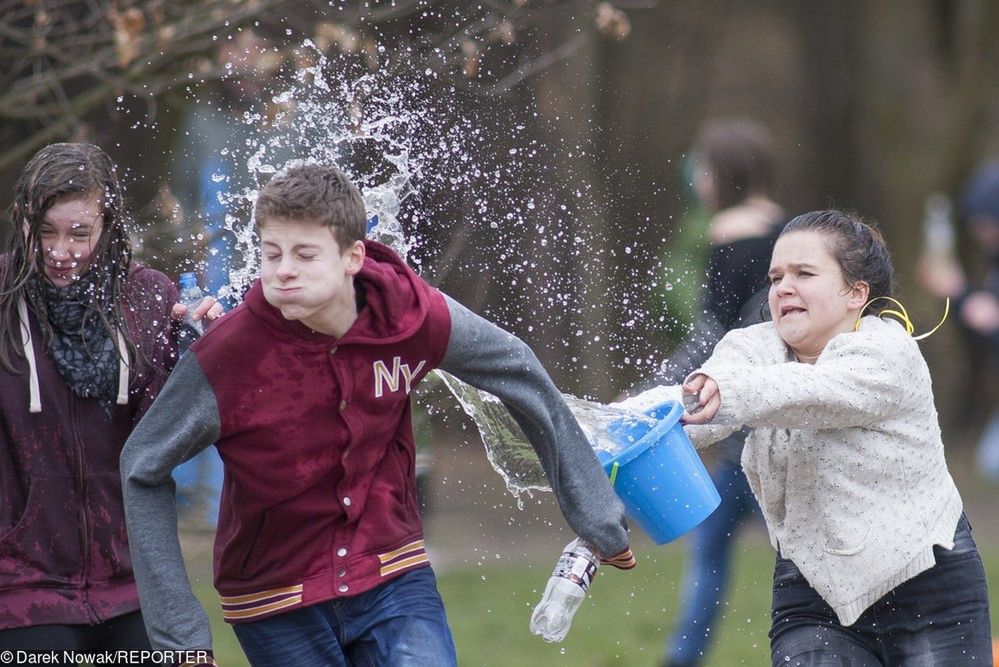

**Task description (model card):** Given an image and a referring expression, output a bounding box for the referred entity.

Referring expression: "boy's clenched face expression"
[259,217,364,335]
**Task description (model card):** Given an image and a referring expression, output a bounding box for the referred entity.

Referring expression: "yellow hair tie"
[854,296,950,340]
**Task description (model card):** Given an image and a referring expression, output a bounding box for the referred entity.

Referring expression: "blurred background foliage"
[1,0,996,433]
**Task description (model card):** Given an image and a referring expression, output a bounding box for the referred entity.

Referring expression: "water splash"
[437,370,657,499]
[222,40,445,297]
[194,42,666,501]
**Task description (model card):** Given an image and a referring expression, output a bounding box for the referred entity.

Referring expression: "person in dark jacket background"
[0,143,219,658]
[648,119,785,667]
[917,160,999,482]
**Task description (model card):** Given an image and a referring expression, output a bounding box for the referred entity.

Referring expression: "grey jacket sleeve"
[120,352,221,652]
[439,295,630,557]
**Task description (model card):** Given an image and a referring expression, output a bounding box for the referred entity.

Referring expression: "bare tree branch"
[0,0,637,170]
[492,31,590,93]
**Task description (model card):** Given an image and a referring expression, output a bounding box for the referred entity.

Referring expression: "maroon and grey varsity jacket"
[201,242,449,619]
[121,241,631,652]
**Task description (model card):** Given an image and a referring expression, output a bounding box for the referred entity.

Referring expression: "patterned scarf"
[26,270,120,415]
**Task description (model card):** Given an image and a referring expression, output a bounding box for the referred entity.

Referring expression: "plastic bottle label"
[552,550,597,592]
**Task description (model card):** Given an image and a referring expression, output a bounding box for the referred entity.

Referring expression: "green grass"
[187,434,999,665]
[436,536,773,667]
[195,529,999,666]
[196,537,771,666]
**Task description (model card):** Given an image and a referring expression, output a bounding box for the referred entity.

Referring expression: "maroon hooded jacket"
[122,241,631,651]
[0,263,177,628]
[188,242,450,621]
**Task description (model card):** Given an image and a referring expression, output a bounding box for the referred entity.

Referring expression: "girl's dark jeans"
[770,513,992,666]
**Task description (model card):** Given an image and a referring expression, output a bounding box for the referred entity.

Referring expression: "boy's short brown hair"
[254,163,366,249]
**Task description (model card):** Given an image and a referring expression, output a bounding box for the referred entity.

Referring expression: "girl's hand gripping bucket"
[597,401,720,544]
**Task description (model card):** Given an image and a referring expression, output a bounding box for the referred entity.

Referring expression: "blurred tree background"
[1,0,996,432]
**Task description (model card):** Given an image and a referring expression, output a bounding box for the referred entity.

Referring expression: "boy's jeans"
[233,567,457,666]
[769,513,992,666]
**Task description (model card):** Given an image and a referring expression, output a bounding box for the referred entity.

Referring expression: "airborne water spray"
[186,41,661,501]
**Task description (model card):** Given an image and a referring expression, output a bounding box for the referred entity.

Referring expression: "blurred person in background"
[917,160,999,483]
[169,30,282,529]
[639,119,786,667]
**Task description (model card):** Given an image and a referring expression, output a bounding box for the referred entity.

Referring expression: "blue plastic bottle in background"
[178,272,204,336]
[177,272,204,355]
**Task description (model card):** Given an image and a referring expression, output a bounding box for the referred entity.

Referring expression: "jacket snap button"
[337,547,347,557]
[339,400,347,410]
[329,346,337,355]
[338,584,349,593]
[343,496,352,506]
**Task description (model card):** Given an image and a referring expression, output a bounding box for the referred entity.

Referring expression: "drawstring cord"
[17,298,130,412]
[17,298,41,413]
[116,328,129,405]
[854,296,950,341]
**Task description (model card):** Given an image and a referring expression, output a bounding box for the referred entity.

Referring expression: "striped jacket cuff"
[600,547,636,570]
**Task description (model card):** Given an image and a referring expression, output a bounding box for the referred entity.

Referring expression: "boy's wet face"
[259,217,364,334]
[34,193,104,287]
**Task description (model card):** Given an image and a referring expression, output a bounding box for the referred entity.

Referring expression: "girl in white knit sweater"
[634,210,991,665]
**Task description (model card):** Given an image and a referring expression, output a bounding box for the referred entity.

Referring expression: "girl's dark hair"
[0,143,133,372]
[694,119,776,210]
[780,209,895,304]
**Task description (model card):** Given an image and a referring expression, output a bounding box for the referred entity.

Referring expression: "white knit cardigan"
[631,316,963,626]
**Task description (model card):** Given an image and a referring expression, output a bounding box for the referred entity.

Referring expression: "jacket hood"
[244,240,432,345]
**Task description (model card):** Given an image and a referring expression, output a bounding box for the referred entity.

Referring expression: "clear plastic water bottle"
[529,538,599,642]
[178,272,204,353]
[923,192,955,259]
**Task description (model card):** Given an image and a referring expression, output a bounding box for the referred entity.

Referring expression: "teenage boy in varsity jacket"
[120,163,634,666]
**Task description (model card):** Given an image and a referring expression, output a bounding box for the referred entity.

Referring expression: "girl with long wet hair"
[0,143,217,657]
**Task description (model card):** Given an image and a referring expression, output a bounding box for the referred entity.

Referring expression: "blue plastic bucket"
[597,401,720,545]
